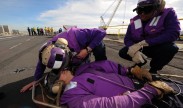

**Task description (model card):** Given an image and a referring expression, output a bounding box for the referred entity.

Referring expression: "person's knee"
[149,45,178,72]
[93,43,107,61]
[119,47,128,58]
[156,43,178,57]
[119,49,124,58]
[95,56,107,61]
[172,45,179,54]
[93,51,107,61]
[164,44,179,56]
[0,92,5,100]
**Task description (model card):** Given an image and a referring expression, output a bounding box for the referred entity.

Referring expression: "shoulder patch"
[64,81,77,92]
[134,19,142,29]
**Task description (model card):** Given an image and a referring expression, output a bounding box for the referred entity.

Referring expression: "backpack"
[142,75,183,108]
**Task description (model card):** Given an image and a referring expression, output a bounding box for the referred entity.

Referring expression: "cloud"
[37,0,137,29]
[166,0,183,15]
[37,0,183,30]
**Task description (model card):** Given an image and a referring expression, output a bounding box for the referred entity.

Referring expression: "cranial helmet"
[138,0,159,7]
[39,43,70,70]
[133,0,165,13]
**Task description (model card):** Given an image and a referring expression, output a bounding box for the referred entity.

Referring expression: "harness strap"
[118,64,122,75]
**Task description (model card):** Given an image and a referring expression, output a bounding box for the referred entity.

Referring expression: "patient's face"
[59,70,73,84]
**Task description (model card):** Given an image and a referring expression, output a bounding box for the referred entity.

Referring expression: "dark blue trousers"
[93,42,107,61]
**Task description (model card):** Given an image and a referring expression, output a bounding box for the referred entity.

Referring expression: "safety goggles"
[136,5,154,15]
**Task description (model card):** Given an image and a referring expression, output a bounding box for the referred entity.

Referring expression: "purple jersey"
[125,8,180,47]
[61,60,158,108]
[51,27,106,52]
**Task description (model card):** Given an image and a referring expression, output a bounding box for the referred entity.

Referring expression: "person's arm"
[20,81,37,93]
[75,28,106,50]
[34,60,46,80]
[20,60,46,93]
[87,28,106,49]
[146,8,180,46]
[61,85,158,108]
[124,25,136,47]
[75,28,106,59]
[20,41,49,93]
[49,31,67,42]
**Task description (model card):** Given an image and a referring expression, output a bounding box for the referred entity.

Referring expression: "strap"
[84,68,136,91]
[118,64,122,75]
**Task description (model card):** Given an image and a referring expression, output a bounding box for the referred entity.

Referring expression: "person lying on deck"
[57,60,174,108]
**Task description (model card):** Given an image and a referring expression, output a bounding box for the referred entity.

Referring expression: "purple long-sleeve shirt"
[61,60,158,108]
[125,8,180,47]
[34,27,106,81]
[51,27,106,52]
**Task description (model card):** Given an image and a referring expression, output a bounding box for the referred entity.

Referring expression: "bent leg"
[0,92,5,100]
[92,42,107,61]
[143,43,179,73]
[119,46,132,61]
[119,47,147,67]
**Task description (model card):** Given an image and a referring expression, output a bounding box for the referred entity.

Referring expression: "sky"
[0,0,183,32]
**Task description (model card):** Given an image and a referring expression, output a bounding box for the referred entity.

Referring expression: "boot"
[0,92,5,100]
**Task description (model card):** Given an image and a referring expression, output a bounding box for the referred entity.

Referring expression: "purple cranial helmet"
[40,44,70,69]
[137,0,158,7]
[133,0,165,13]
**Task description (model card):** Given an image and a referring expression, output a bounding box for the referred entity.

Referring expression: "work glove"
[138,40,149,47]
[127,40,149,57]
[131,65,152,81]
[148,81,175,98]
[127,43,142,57]
[132,51,147,64]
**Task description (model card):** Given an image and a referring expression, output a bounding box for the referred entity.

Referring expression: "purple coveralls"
[61,60,158,108]
[34,27,106,81]
[125,8,180,47]
[119,8,180,73]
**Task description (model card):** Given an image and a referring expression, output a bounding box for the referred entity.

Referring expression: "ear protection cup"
[39,45,47,62]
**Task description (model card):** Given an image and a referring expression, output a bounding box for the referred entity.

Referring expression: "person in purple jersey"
[20,27,107,92]
[58,60,174,108]
[119,0,181,73]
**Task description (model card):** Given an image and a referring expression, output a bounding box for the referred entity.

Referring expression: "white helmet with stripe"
[39,39,70,70]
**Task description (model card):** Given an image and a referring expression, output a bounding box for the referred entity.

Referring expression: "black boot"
[149,68,157,74]
[0,92,5,100]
